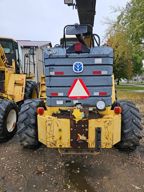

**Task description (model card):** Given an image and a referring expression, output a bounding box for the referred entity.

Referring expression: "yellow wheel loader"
[17,0,143,154]
[0,37,38,142]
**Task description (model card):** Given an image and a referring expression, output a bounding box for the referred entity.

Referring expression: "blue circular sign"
[73,62,84,73]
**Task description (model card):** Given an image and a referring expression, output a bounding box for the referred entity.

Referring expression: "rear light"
[99,92,107,96]
[51,92,58,96]
[37,107,45,115]
[50,71,64,76]
[93,70,102,75]
[74,43,82,53]
[54,71,64,75]
[114,106,122,114]
[93,70,108,75]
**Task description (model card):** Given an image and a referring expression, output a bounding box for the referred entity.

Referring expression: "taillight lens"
[74,43,82,52]
[114,106,122,114]
[37,107,45,115]
[55,71,64,75]
[99,92,107,96]
[51,92,58,96]
[93,70,102,75]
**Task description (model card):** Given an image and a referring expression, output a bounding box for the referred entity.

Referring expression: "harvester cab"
[0,37,38,142]
[17,0,142,154]
[62,24,100,52]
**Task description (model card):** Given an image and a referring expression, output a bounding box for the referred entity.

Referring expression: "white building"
[17,40,51,82]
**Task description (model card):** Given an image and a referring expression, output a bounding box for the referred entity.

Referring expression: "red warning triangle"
[68,79,90,99]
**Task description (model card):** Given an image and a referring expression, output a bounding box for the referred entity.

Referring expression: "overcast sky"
[0,0,129,44]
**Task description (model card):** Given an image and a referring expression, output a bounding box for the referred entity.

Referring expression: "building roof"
[0,37,17,43]
[17,40,52,48]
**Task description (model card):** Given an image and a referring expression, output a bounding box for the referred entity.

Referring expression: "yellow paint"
[84,36,93,47]
[0,38,37,103]
[39,75,46,100]
[38,115,70,148]
[112,75,116,103]
[0,45,26,102]
[7,74,26,102]
[89,113,121,148]
[89,118,113,148]
[113,114,121,144]
[0,45,8,67]
[38,109,121,149]
[72,108,84,122]
[37,115,47,144]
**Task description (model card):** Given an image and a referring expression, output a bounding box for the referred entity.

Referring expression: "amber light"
[114,106,122,114]
[37,107,45,115]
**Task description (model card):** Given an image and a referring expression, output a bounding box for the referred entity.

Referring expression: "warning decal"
[68,79,90,99]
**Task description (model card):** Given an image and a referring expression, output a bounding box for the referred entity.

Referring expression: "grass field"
[117,90,144,102]
[117,90,144,115]
[116,85,144,91]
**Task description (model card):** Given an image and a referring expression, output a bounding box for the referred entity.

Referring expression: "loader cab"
[0,38,20,73]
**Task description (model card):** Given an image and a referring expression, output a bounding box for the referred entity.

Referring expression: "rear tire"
[18,80,39,109]
[24,81,39,99]
[0,100,18,142]
[17,99,45,148]
[115,100,143,152]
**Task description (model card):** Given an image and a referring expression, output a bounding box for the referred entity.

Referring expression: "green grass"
[120,82,144,85]
[116,85,144,91]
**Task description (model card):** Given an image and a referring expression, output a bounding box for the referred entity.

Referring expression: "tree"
[107,28,133,84]
[125,0,144,44]
[106,0,144,83]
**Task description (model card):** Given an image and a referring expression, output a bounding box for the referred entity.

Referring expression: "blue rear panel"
[44,46,113,107]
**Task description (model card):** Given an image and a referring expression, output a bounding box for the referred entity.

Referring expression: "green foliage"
[107,0,144,81]
[125,0,144,44]
[107,30,133,82]
[132,52,143,75]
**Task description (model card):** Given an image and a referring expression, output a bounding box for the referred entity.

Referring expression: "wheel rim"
[6,109,17,132]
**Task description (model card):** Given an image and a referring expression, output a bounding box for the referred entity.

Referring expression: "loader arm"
[76,0,96,29]
[65,0,96,33]
[64,0,97,47]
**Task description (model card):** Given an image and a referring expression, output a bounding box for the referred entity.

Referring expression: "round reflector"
[37,107,44,116]
[96,100,106,111]
[114,106,122,114]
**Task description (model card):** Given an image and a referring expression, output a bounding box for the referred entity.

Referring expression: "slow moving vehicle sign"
[68,78,90,99]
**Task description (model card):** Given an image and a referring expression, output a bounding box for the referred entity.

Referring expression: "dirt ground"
[0,93,144,192]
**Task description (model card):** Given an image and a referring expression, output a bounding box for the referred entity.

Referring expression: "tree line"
[106,0,144,84]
